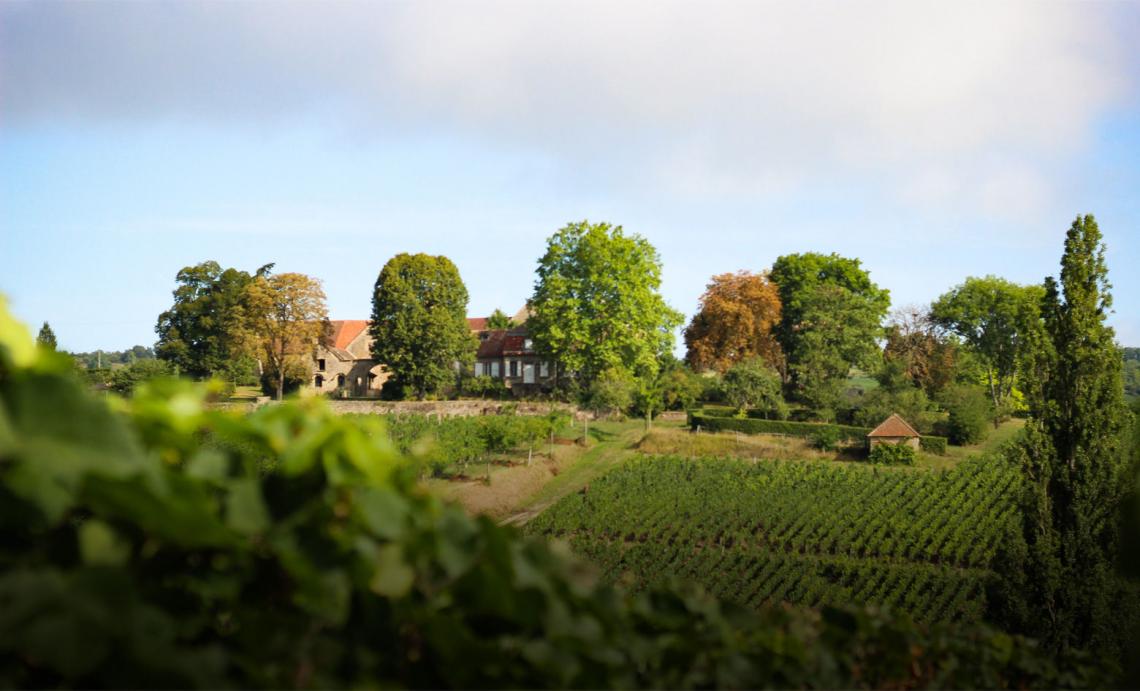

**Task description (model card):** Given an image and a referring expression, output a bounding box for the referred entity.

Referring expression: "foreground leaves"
[0,299,1104,688]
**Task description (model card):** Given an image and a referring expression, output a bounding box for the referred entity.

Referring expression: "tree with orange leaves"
[684,271,783,374]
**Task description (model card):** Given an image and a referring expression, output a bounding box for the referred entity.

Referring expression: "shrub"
[720,358,788,418]
[939,384,992,445]
[809,427,842,451]
[108,358,173,396]
[869,442,917,465]
[919,435,948,454]
[585,367,635,417]
[459,374,509,399]
[852,386,938,433]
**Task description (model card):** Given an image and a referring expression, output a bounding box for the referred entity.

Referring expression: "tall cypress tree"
[35,322,57,351]
[994,214,1134,660]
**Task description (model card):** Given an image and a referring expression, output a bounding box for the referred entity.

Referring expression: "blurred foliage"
[0,299,1109,688]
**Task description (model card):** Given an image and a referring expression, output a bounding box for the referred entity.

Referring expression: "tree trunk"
[276,369,285,401]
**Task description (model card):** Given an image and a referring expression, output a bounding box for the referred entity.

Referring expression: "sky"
[2,1,1139,353]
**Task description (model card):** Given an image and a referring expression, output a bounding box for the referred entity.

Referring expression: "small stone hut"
[867,413,921,450]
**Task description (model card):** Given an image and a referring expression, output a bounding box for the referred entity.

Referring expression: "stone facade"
[308,320,389,398]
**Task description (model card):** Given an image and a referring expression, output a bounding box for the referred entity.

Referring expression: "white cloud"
[1,1,1134,218]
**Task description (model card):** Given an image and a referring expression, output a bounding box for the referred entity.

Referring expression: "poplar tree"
[995,214,1135,661]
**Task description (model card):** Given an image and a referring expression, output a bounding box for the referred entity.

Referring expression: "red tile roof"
[867,413,921,438]
[476,329,507,358]
[467,317,489,331]
[329,320,369,350]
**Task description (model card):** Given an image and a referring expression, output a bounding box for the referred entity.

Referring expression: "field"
[527,454,1019,623]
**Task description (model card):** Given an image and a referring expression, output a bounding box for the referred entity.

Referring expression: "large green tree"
[527,221,682,390]
[155,261,270,379]
[769,253,889,412]
[930,275,1043,410]
[369,254,475,399]
[993,215,1136,661]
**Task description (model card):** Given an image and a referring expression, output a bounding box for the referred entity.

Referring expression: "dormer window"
[524,339,533,350]
[317,358,326,371]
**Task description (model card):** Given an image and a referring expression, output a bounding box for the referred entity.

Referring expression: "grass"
[227,385,262,401]
[635,426,834,461]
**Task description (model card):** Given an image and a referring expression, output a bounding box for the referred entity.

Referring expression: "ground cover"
[527,454,1019,623]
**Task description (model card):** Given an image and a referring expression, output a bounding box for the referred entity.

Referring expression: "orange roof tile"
[329,320,369,350]
[867,413,921,438]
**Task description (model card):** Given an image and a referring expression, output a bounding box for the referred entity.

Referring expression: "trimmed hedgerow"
[689,410,871,443]
[919,435,949,455]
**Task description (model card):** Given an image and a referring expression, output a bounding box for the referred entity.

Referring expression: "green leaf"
[79,520,131,566]
[369,543,415,597]
[225,476,270,535]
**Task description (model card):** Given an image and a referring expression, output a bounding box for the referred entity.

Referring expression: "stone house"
[309,320,388,398]
[469,307,555,393]
[866,413,921,450]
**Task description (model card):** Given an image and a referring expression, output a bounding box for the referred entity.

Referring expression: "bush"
[869,442,917,465]
[919,435,948,454]
[809,427,842,451]
[939,384,992,445]
[585,368,635,417]
[852,385,938,434]
[108,358,173,396]
[720,358,788,418]
[459,374,509,399]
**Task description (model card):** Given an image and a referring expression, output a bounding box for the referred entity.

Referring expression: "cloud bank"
[1,1,1134,214]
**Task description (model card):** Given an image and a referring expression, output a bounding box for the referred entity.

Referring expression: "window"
[337,374,345,388]
[491,362,500,377]
[475,362,484,376]
[539,361,549,377]
[314,374,324,388]
[509,360,518,377]
[524,339,533,350]
[317,358,326,371]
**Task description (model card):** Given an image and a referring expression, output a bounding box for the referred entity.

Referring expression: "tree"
[883,306,958,397]
[155,261,269,379]
[937,383,991,445]
[528,221,682,390]
[369,254,475,399]
[35,322,57,351]
[240,271,328,401]
[930,276,1043,410]
[769,253,889,412]
[108,358,173,396]
[684,271,783,374]
[486,309,515,330]
[993,215,1135,661]
[585,367,636,418]
[719,358,787,419]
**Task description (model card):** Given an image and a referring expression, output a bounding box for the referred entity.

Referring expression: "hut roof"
[867,413,920,439]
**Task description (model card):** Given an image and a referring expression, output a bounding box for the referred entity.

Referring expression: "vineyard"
[528,455,1020,623]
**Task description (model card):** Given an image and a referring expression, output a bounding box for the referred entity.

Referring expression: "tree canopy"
[684,271,782,374]
[882,306,957,398]
[930,275,1043,409]
[769,253,890,413]
[369,253,475,399]
[527,221,682,389]
[240,271,328,401]
[155,261,269,379]
[485,309,515,330]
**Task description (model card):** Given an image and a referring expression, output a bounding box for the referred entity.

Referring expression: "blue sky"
[2,1,1138,353]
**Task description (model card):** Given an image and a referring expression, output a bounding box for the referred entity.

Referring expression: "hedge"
[689,411,872,443]
[919,435,948,455]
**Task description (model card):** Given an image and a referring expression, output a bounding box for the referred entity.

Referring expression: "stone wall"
[323,399,587,419]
